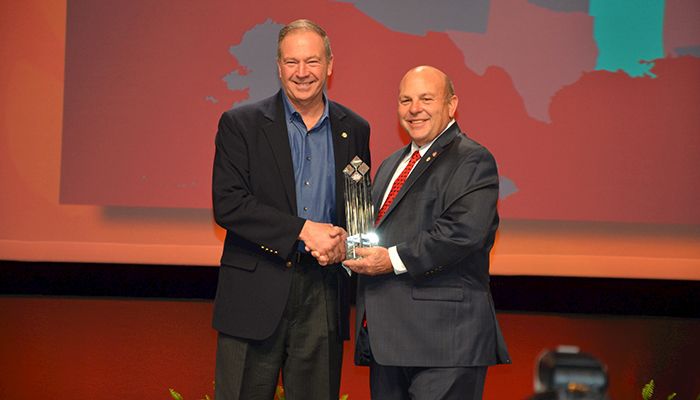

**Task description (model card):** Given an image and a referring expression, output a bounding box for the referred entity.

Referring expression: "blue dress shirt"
[282,92,336,249]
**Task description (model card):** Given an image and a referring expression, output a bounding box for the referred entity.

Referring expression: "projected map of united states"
[60,0,700,224]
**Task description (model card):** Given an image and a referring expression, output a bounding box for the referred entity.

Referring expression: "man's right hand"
[298,221,347,266]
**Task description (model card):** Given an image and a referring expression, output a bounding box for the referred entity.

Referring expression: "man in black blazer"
[344,66,509,399]
[212,20,370,400]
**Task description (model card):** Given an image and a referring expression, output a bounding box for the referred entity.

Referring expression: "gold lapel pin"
[341,132,348,139]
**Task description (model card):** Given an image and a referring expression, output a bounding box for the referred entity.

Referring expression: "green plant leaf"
[642,380,655,400]
[667,394,677,400]
[168,388,184,400]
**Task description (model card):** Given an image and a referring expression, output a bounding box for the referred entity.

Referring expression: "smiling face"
[398,66,458,147]
[277,29,333,110]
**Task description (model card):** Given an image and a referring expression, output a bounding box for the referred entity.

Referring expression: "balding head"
[398,66,458,146]
[400,66,455,100]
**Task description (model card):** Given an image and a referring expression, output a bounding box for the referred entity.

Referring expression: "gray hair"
[445,76,455,99]
[277,19,332,60]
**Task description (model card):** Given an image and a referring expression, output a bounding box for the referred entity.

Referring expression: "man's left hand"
[343,247,393,275]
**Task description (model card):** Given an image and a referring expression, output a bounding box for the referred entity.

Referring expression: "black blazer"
[212,90,370,340]
[356,123,510,366]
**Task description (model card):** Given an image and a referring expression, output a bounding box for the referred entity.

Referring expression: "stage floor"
[1,297,698,399]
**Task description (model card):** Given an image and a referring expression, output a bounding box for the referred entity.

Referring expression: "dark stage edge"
[1,260,698,318]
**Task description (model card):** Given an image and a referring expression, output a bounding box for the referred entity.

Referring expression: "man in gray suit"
[344,66,510,399]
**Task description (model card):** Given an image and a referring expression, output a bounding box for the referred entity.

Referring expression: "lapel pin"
[341,132,348,139]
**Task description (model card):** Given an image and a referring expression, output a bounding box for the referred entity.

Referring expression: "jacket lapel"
[375,123,461,227]
[329,102,351,225]
[330,103,350,182]
[372,146,411,212]
[261,91,297,213]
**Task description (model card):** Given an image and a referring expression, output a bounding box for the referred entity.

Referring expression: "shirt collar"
[281,90,330,128]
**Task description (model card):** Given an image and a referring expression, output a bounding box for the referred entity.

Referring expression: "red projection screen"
[1,0,699,280]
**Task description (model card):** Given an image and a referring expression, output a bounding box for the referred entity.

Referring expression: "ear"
[448,95,459,118]
[327,56,334,77]
[277,61,282,79]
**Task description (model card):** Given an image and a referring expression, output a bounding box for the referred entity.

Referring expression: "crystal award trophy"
[343,156,378,259]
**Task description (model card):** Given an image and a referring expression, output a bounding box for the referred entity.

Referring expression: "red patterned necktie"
[375,150,421,225]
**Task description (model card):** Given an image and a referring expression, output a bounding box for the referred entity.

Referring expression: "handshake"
[298,220,348,266]
[298,220,392,275]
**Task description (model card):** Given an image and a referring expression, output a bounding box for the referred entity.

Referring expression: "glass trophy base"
[346,232,379,259]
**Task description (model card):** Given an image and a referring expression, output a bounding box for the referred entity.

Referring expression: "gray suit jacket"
[356,122,510,367]
[212,90,370,341]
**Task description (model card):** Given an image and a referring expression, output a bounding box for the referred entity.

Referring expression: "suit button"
[285,261,293,268]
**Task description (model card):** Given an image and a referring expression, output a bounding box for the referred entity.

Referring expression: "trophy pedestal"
[346,232,379,260]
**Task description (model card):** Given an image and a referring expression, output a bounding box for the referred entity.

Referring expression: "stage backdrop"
[1,0,699,279]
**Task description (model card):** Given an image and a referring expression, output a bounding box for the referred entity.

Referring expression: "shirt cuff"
[388,246,408,275]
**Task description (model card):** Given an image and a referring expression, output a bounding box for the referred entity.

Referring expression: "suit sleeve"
[396,147,499,279]
[212,111,305,259]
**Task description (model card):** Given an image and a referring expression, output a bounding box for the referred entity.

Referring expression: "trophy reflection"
[343,156,378,259]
